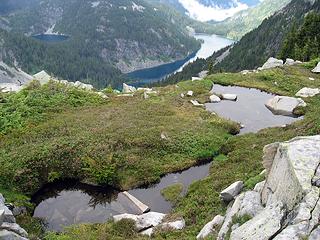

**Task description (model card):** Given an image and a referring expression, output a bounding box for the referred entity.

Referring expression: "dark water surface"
[206,84,303,134]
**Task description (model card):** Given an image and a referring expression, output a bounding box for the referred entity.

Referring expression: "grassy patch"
[161,183,184,205]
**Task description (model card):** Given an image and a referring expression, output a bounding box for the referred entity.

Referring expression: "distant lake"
[32,34,69,42]
[126,34,234,86]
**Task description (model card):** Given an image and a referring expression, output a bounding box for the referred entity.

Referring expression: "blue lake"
[32,34,69,42]
[126,34,234,86]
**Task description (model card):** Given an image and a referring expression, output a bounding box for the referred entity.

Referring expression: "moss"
[161,183,184,205]
[244,173,265,190]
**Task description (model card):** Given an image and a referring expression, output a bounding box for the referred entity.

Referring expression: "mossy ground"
[1,63,320,239]
[161,183,184,205]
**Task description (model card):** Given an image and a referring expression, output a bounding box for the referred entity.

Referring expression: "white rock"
[1,222,28,238]
[0,209,4,226]
[310,226,320,240]
[285,58,296,66]
[0,229,28,240]
[198,71,208,78]
[209,94,221,103]
[140,227,154,236]
[96,92,108,99]
[180,93,185,98]
[0,83,23,93]
[220,181,244,202]
[261,57,283,70]
[187,91,193,97]
[33,70,52,85]
[312,62,320,73]
[230,203,286,240]
[113,212,166,231]
[295,87,320,98]
[160,219,185,230]
[221,94,237,101]
[122,83,136,93]
[237,191,263,217]
[196,215,224,239]
[309,77,315,81]
[192,77,202,81]
[74,81,94,91]
[190,100,204,107]
[265,96,306,116]
[253,181,265,194]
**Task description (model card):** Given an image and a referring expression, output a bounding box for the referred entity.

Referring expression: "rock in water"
[265,96,306,116]
[220,181,244,202]
[296,87,320,98]
[261,57,283,70]
[312,62,320,73]
[221,94,237,101]
[197,215,224,239]
[122,83,137,93]
[209,94,221,103]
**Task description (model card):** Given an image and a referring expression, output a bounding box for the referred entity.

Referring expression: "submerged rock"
[265,96,306,116]
[220,181,244,202]
[261,57,283,70]
[221,94,237,101]
[312,62,320,73]
[209,94,221,103]
[295,87,320,98]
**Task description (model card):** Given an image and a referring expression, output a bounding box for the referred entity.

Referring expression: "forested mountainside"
[210,0,291,40]
[0,0,207,88]
[215,0,320,72]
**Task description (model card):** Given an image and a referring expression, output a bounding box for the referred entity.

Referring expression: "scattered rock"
[122,83,136,93]
[160,219,185,230]
[284,58,301,66]
[220,181,244,202]
[265,96,306,116]
[160,132,169,140]
[241,70,251,75]
[187,91,193,97]
[312,62,320,73]
[96,92,108,99]
[192,77,202,81]
[261,57,283,70]
[221,94,237,101]
[180,93,185,98]
[295,87,320,98]
[74,81,94,91]
[309,77,315,81]
[113,212,166,231]
[197,215,224,239]
[190,100,204,107]
[209,94,221,103]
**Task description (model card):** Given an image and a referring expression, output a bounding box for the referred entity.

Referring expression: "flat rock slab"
[296,87,320,97]
[265,96,306,116]
[122,191,150,214]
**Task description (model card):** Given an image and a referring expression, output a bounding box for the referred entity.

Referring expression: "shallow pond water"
[206,84,303,134]
[32,34,69,42]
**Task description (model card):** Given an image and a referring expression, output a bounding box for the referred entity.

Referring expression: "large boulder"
[265,96,306,116]
[197,215,224,239]
[220,181,244,202]
[296,87,320,98]
[33,70,52,85]
[209,94,221,103]
[312,62,320,73]
[261,57,283,70]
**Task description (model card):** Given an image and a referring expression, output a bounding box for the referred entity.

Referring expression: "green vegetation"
[39,63,320,239]
[279,12,320,62]
[161,183,184,205]
[0,79,238,196]
[210,0,291,40]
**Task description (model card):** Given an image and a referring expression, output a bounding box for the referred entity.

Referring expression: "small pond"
[32,163,211,231]
[32,34,69,43]
[206,84,303,134]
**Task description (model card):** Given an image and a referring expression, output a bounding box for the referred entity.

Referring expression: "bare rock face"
[265,96,306,116]
[197,215,224,239]
[0,194,28,239]
[227,135,320,240]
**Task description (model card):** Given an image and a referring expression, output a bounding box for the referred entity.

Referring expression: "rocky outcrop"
[296,87,320,98]
[0,194,28,239]
[265,96,306,116]
[260,57,283,70]
[197,215,224,239]
[312,62,320,73]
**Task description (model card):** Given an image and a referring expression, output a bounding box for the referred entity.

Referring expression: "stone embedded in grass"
[190,100,204,107]
[196,215,224,239]
[261,57,283,70]
[296,87,320,98]
[220,181,244,202]
[187,90,194,96]
[265,96,307,116]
